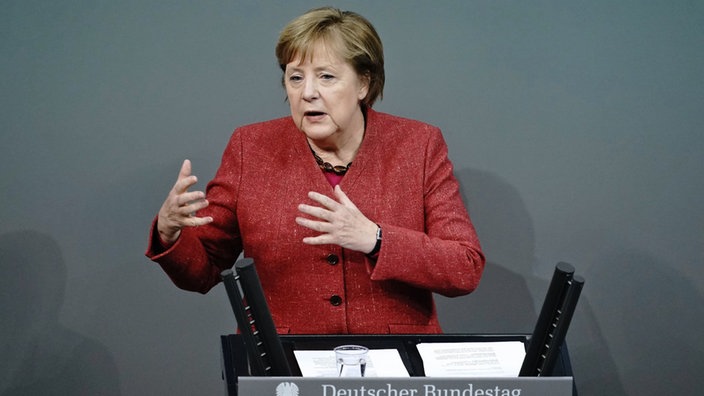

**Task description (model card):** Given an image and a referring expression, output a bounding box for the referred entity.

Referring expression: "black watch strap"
[367,225,382,257]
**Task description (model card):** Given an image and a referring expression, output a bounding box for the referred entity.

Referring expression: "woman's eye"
[288,75,303,83]
[321,74,334,80]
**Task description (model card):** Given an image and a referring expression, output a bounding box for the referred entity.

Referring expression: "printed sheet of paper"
[416,341,526,377]
[293,349,410,378]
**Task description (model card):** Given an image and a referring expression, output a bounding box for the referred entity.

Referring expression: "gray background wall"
[1,1,702,395]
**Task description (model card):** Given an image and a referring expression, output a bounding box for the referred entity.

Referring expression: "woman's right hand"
[157,159,213,245]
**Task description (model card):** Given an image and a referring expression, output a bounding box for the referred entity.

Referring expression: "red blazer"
[146,108,485,334]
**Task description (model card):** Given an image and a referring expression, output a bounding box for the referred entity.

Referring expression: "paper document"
[416,341,526,377]
[293,349,410,377]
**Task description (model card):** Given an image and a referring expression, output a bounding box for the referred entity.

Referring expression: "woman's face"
[284,42,369,145]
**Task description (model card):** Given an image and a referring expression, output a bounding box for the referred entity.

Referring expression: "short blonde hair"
[276,7,385,107]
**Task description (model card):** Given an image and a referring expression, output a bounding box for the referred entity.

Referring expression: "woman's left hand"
[296,185,378,253]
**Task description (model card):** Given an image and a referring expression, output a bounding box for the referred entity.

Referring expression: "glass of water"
[334,345,368,377]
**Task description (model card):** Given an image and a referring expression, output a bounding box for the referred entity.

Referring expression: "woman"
[146,7,485,334]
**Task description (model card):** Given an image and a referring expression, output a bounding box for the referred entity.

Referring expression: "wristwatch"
[366,225,382,257]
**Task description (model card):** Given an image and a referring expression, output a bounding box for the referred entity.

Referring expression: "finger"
[301,235,334,246]
[183,215,214,228]
[307,191,339,210]
[172,160,199,193]
[297,203,332,221]
[179,198,209,216]
[178,159,192,181]
[174,174,199,194]
[176,190,206,207]
[333,185,355,207]
[295,216,330,233]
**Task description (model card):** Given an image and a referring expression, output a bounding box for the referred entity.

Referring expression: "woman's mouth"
[304,111,327,121]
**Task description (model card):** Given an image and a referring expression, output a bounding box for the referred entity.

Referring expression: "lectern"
[220,259,582,396]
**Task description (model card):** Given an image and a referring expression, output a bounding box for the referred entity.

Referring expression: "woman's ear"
[358,72,371,101]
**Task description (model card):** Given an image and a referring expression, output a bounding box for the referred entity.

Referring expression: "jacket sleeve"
[144,132,245,294]
[369,128,485,297]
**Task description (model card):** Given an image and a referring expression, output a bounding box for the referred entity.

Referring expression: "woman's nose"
[302,78,319,101]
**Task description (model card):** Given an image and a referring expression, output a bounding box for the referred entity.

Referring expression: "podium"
[219,260,582,396]
[221,333,577,396]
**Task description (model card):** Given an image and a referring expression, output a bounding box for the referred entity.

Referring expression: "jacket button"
[329,295,342,306]
[326,254,339,265]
